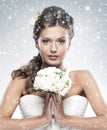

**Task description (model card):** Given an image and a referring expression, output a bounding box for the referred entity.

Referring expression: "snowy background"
[0,0,107,118]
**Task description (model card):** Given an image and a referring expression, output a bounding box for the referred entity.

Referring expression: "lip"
[48,55,58,60]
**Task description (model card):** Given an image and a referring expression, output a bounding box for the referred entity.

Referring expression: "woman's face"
[37,26,70,68]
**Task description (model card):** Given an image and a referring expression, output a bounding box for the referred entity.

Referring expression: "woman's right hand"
[42,94,52,124]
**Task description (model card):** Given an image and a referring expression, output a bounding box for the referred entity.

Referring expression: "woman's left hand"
[52,94,65,124]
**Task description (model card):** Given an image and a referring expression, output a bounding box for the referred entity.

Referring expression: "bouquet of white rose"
[34,67,72,96]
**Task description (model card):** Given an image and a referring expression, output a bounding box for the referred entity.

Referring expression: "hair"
[33,6,74,40]
[11,6,74,94]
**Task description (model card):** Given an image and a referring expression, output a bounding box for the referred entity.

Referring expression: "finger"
[52,94,62,105]
[56,95,62,105]
[51,94,57,107]
[52,94,57,102]
[52,94,62,107]
[51,98,56,113]
[45,93,51,104]
[44,96,52,112]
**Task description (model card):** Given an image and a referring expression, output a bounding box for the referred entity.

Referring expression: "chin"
[46,62,61,68]
[43,59,62,67]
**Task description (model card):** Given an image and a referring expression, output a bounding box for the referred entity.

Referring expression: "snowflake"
[2,51,7,56]
[85,5,91,11]
[10,0,14,4]
[74,1,77,5]
[98,8,102,12]
[96,35,100,40]
[8,16,12,20]
[100,2,103,5]
[14,12,17,16]
[92,38,96,42]
[29,18,35,26]
[14,53,18,57]
[29,7,35,13]
[23,39,27,43]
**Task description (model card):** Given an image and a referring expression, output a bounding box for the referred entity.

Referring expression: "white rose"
[34,67,72,96]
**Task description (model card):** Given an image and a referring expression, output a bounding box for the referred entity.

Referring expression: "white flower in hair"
[34,67,72,96]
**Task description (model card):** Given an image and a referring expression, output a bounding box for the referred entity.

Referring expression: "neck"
[41,63,66,72]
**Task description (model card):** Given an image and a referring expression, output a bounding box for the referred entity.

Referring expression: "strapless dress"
[19,95,88,130]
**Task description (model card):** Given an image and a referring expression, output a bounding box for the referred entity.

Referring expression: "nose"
[50,42,57,52]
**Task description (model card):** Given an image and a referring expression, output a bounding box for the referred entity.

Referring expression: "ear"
[67,41,71,50]
[35,41,39,49]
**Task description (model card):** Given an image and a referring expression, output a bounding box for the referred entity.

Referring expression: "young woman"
[0,6,107,130]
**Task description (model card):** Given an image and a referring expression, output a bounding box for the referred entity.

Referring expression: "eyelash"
[42,39,50,44]
[41,39,66,45]
[58,39,65,44]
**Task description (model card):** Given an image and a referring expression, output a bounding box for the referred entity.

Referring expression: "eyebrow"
[40,36,66,39]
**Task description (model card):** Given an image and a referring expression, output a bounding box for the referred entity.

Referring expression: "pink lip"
[48,55,58,60]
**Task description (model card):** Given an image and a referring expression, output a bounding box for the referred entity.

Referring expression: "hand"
[52,94,65,124]
[42,94,52,124]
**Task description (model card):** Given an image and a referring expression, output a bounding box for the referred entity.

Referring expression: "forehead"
[40,26,69,38]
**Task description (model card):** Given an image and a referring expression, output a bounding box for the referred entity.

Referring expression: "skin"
[0,26,107,130]
[37,26,70,69]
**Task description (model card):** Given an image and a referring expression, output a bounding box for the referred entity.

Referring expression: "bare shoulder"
[6,77,29,95]
[1,77,29,105]
[69,69,96,90]
[69,69,92,81]
[69,69,99,92]
[10,76,29,86]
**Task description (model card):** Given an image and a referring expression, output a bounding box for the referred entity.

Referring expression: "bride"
[0,6,107,130]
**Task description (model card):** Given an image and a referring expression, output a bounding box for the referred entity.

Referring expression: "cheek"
[39,46,48,56]
[60,46,68,54]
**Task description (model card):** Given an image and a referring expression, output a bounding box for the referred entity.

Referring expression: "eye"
[58,39,65,44]
[42,39,50,44]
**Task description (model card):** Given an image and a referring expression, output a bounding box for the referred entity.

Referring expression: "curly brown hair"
[11,6,74,93]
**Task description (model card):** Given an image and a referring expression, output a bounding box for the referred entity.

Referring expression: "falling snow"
[85,5,91,11]
[0,0,107,118]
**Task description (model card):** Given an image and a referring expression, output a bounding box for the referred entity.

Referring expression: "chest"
[63,83,84,99]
